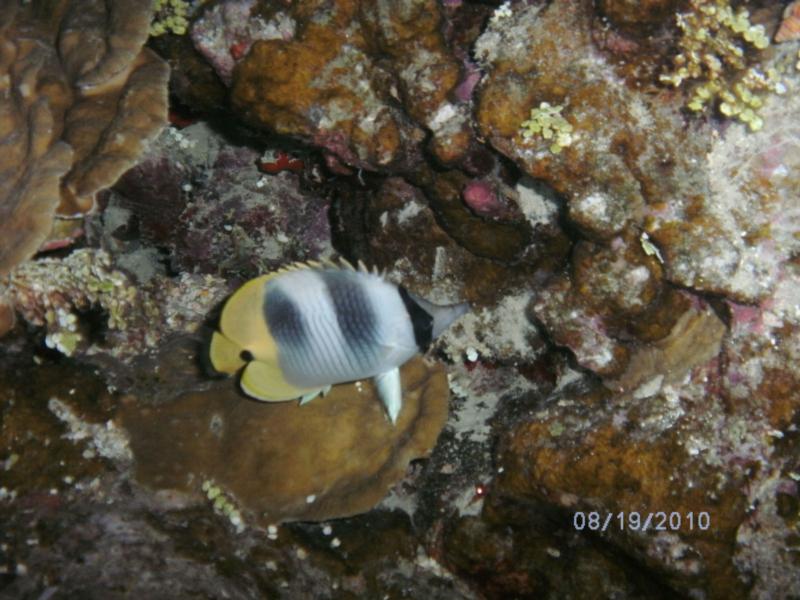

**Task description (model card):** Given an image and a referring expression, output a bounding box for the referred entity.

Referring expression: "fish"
[208,259,469,424]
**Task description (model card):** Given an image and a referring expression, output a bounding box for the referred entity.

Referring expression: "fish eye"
[240,350,254,362]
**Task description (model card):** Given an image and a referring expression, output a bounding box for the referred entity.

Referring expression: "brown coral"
[230,0,467,172]
[122,357,449,523]
[0,0,168,276]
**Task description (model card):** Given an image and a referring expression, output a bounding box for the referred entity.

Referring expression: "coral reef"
[648,77,800,302]
[0,0,169,275]
[0,356,471,599]
[2,0,800,597]
[190,0,297,85]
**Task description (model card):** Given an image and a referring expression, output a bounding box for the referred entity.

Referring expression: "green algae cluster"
[660,0,784,131]
[150,0,193,36]
[519,102,574,154]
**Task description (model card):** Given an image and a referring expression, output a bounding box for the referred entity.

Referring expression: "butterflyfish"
[209,259,469,424]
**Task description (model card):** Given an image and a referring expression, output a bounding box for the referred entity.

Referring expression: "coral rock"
[597,0,680,34]
[648,86,800,302]
[230,0,469,172]
[122,357,449,523]
[190,0,297,86]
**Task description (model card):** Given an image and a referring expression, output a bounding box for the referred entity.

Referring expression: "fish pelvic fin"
[374,367,402,425]
[240,360,313,402]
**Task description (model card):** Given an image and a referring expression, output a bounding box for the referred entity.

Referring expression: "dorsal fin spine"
[270,257,385,278]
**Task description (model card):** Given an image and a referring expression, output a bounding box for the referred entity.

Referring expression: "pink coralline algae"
[462,180,504,219]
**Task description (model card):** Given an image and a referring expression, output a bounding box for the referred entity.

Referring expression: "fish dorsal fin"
[319,257,339,270]
[338,257,356,271]
[273,257,383,278]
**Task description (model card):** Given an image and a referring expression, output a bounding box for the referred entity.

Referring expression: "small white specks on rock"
[331,537,341,548]
[465,347,479,362]
[546,547,561,558]
[49,397,132,463]
[296,547,308,560]
[305,494,317,504]
[267,524,278,540]
[181,183,193,192]
[322,525,332,536]
[490,1,513,24]
[515,176,559,228]
[2,453,18,470]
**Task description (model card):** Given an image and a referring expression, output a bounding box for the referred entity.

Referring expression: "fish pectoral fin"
[240,360,309,402]
[299,385,331,405]
[374,367,402,425]
[209,331,247,375]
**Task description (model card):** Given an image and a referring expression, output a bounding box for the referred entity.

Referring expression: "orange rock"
[231,0,464,172]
